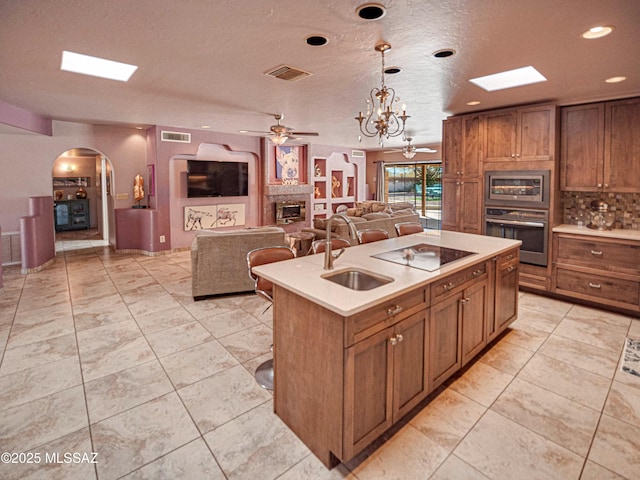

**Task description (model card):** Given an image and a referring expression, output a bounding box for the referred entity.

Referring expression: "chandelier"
[355,42,410,145]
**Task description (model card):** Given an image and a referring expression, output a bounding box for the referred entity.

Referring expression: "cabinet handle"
[604,184,609,188]
[507,266,516,272]
[589,283,601,289]
[511,154,516,158]
[472,269,483,277]
[590,250,603,256]
[396,334,404,343]
[597,183,602,188]
[389,336,398,346]
[459,297,470,305]
[443,282,454,291]
[386,305,403,316]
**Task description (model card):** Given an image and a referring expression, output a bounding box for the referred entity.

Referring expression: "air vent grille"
[266,65,312,82]
[351,150,365,158]
[161,131,191,143]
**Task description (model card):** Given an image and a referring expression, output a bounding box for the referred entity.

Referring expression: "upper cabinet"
[484,104,556,163]
[561,97,640,192]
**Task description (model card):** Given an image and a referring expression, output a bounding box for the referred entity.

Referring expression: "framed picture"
[54,190,64,200]
[184,203,246,231]
[147,164,155,196]
[269,144,307,185]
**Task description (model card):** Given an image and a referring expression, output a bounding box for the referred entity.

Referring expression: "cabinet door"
[560,103,604,191]
[518,105,555,162]
[443,117,462,177]
[459,179,482,234]
[54,203,71,229]
[605,98,640,192]
[441,178,461,231]
[344,327,393,458]
[461,280,489,365]
[392,312,429,421]
[462,114,483,177]
[429,294,461,390]
[484,110,517,161]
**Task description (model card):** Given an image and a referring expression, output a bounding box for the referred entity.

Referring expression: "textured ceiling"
[1,0,639,150]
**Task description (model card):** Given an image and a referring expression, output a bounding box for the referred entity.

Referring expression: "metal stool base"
[255,358,274,390]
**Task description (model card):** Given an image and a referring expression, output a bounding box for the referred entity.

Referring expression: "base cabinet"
[273,245,520,468]
[489,250,520,342]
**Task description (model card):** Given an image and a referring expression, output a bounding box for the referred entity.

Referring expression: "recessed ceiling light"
[238,130,249,134]
[605,76,627,83]
[470,66,547,92]
[581,26,614,39]
[305,35,328,47]
[60,51,138,82]
[384,66,402,75]
[201,125,211,129]
[467,101,481,106]
[355,3,386,21]
[433,49,456,58]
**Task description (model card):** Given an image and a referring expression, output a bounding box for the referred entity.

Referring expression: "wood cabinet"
[561,97,640,192]
[442,114,483,234]
[429,262,490,390]
[489,250,520,342]
[311,156,359,219]
[552,232,640,314]
[54,199,90,231]
[484,104,556,163]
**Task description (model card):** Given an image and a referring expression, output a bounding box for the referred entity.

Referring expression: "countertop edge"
[553,224,640,242]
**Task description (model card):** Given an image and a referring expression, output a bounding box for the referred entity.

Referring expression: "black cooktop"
[372,243,476,272]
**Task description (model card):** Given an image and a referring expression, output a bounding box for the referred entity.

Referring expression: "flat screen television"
[187,160,249,198]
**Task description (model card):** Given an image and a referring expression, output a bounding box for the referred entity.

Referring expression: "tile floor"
[0,230,639,479]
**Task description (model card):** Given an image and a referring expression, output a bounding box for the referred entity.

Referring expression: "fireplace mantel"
[263,184,314,197]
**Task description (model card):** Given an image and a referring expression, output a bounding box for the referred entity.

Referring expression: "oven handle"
[485,218,545,228]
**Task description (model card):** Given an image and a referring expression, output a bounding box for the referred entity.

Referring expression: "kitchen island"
[253,230,521,467]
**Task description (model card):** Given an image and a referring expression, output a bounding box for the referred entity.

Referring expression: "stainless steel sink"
[321,268,393,291]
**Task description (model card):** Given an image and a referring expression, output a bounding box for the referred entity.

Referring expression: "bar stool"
[357,228,389,244]
[246,245,295,390]
[311,237,352,254]
[395,222,424,236]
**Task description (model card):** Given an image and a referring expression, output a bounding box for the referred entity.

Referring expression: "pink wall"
[0,100,52,136]
[20,196,55,271]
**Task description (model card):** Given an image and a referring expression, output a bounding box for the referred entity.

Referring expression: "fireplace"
[276,201,306,224]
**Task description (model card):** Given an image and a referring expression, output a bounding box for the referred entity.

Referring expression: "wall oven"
[485,170,550,208]
[485,207,548,267]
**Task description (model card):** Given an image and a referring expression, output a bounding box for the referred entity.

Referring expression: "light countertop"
[253,230,521,317]
[553,224,640,242]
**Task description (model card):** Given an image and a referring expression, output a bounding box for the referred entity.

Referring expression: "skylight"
[60,51,138,82]
[469,66,547,92]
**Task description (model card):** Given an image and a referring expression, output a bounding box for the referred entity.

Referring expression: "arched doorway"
[52,148,114,248]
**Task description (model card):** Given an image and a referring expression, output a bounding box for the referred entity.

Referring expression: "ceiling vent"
[265,65,312,82]
[161,130,191,143]
[352,150,365,158]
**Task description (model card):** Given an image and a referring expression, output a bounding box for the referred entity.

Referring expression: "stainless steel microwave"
[485,170,550,208]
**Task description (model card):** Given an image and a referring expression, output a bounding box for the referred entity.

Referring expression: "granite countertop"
[253,230,521,317]
[553,224,640,242]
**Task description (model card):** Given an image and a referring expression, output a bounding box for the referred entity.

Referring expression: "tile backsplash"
[562,191,640,230]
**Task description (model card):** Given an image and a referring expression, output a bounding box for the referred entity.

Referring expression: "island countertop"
[253,230,521,316]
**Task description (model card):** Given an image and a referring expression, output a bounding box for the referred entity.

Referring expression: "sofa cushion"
[362,212,391,220]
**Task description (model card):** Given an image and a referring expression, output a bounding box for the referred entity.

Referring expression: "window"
[383,162,442,227]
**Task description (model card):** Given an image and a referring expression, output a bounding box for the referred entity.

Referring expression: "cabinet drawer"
[496,249,519,270]
[557,237,640,274]
[556,268,639,305]
[431,263,487,303]
[346,288,427,346]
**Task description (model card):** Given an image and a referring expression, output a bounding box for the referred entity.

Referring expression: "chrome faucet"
[324,213,358,270]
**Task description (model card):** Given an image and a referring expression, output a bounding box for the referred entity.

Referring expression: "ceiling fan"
[245,113,319,145]
[383,137,437,159]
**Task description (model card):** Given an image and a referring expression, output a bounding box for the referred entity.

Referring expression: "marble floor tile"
[7,314,75,349]
[120,438,225,480]
[178,364,271,434]
[13,300,73,325]
[479,337,534,375]
[629,318,640,337]
[537,333,620,379]
[125,293,182,318]
[603,380,640,429]
[553,316,628,353]
[0,355,82,412]
[500,324,549,352]
[71,292,128,316]
[159,340,239,389]
[92,392,200,480]
[217,323,274,363]
[518,293,573,318]
[588,414,640,480]
[430,454,491,480]
[84,360,174,424]
[0,427,96,480]
[134,305,196,334]
[278,454,355,480]
[181,297,240,320]
[579,460,626,480]
[15,290,70,313]
[199,308,261,338]
[349,424,449,480]
[518,352,611,411]
[449,361,514,408]
[491,377,600,456]
[510,304,564,333]
[73,305,135,332]
[565,304,632,333]
[80,336,156,382]
[76,318,143,355]
[409,389,486,451]
[204,401,310,480]
[0,333,78,376]
[145,321,214,357]
[454,410,583,480]
[0,386,88,453]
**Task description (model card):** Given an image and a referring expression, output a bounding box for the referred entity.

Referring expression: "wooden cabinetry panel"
[605,98,640,192]
[557,236,640,275]
[556,268,639,305]
[461,280,489,365]
[485,110,517,161]
[431,262,487,303]
[429,294,460,390]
